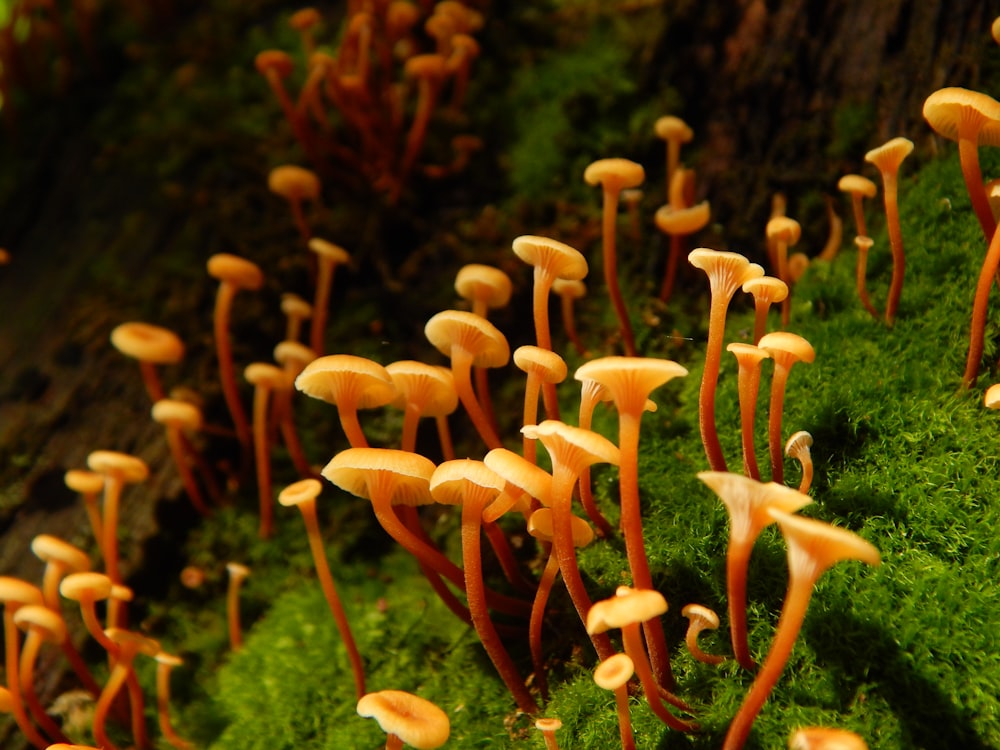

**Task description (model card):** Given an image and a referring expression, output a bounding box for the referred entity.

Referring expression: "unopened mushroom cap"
[356,690,450,749]
[429,459,504,506]
[742,275,789,304]
[386,361,458,417]
[104,627,161,657]
[584,158,645,192]
[0,577,43,608]
[60,572,114,602]
[864,137,914,174]
[655,201,711,235]
[424,310,510,369]
[483,448,553,506]
[766,216,802,245]
[551,278,586,300]
[255,49,294,77]
[527,508,594,547]
[13,604,67,643]
[207,253,264,291]
[984,383,1000,409]
[87,450,150,483]
[269,165,322,202]
[575,356,687,414]
[586,587,667,633]
[295,354,397,409]
[513,346,567,384]
[837,174,877,198]
[278,478,324,507]
[323,448,436,507]
[593,652,635,690]
[522,420,620,470]
[788,726,870,750]
[111,322,185,365]
[151,398,203,431]
[923,87,1000,146]
[454,264,512,310]
[654,115,693,143]
[64,469,104,496]
[31,534,90,573]
[511,235,588,282]
[758,331,816,365]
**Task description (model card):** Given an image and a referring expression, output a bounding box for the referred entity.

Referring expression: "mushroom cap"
[155,650,185,668]
[0,577,43,608]
[245,362,287,389]
[449,32,480,61]
[654,115,694,143]
[923,87,1000,145]
[308,237,350,265]
[586,587,668,633]
[386,361,459,417]
[64,469,104,496]
[322,448,436,507]
[688,248,763,297]
[788,252,810,283]
[521,420,620,472]
[727,342,771,367]
[255,49,294,77]
[424,310,510,369]
[788,726,870,750]
[535,717,563,733]
[289,6,321,31]
[429,459,504,507]
[575,356,687,414]
[278,478,324,508]
[551,278,586,300]
[30,535,90,573]
[527,508,594,547]
[483,448,553,506]
[105,627,161,657]
[854,235,874,253]
[404,53,449,81]
[295,354,397,409]
[13,604,67,643]
[151,398,203,431]
[742,275,789,304]
[698,471,813,544]
[87,450,150,484]
[655,201,711,235]
[511,235,588,282]
[357,690,450,749]
[207,253,264,291]
[766,216,802,245]
[837,174,877,198]
[454,264,513,310]
[269,165,322,201]
[281,293,313,320]
[985,383,1000,409]
[681,603,720,629]
[111,322,185,365]
[864,137,914,175]
[513,345,567,384]
[226,562,250,582]
[758,331,816,366]
[584,158,645,193]
[769,509,881,578]
[60,572,114,602]
[785,430,814,459]
[593,652,635,690]
[274,340,316,372]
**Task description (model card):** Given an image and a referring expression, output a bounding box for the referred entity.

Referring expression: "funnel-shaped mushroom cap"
[511,236,588,282]
[111,322,185,364]
[87,450,149,484]
[584,158,645,193]
[281,292,312,319]
[688,249,763,296]
[575,356,687,414]
[429,459,504,506]
[785,431,814,459]
[295,355,397,408]
[521,420,620,471]
[357,690,450,749]
[105,627,161,657]
[424,310,510,368]
[769,509,881,581]
[207,253,264,290]
[698,471,812,544]
[269,165,322,201]
[514,346,567,384]
[864,137,914,174]
[405,53,449,81]
[60,572,114,602]
[386,361,459,417]
[758,331,816,366]
[742,276,789,304]
[594,652,635,690]
[654,202,711,235]
[527,508,594,547]
[837,174,877,198]
[483,448,553,506]
[681,603,720,629]
[152,398,203,431]
[323,448,435,507]
[31,535,90,573]
[455,264,512,310]
[308,237,350,265]
[654,115,693,143]
[586,587,667,634]
[727,342,771,366]
[923,87,1000,145]
[13,604,67,643]
[245,362,286,389]
[277,478,323,508]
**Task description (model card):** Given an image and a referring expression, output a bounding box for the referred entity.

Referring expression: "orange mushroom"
[151,399,212,517]
[356,690,450,750]
[852,235,879,320]
[757,332,815,484]
[307,238,350,356]
[13,604,70,743]
[269,165,322,245]
[153,650,194,750]
[0,578,47,749]
[110,321,185,402]
[726,342,771,479]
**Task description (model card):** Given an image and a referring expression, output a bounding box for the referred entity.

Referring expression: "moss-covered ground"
[4,2,1000,749]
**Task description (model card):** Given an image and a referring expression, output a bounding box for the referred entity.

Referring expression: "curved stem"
[726,538,756,672]
[165,427,211,517]
[963,223,1000,388]
[435,415,456,461]
[94,660,133,750]
[849,195,868,240]
[855,240,880,319]
[559,291,586,357]
[156,660,193,750]
[20,632,70,743]
[658,232,683,304]
[102,478,126,629]
[601,189,637,356]
[338,405,370,449]
[214,283,253,458]
[450,351,503,451]
[530,552,560,702]
[699,294,731,471]
[958,132,997,241]
[484,521,535,595]
[577,386,615,538]
[612,682,636,750]
[4,610,47,749]
[621,622,697,732]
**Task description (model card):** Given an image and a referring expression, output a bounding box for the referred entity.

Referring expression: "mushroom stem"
[529,551,560,702]
[249,374,276,538]
[159,413,212,517]
[726,539,756,671]
[700,288,732,472]
[213,281,254,460]
[226,563,250,652]
[621,621,697,732]
[963,223,1000,388]
[958,121,998,241]
[880,170,905,326]
[435,415,456,460]
[767,364,793,485]
[2,605,47,749]
[18,619,71,743]
[483,521,535,595]
[450,349,503,450]
[854,236,880,320]
[598,186,637,356]
[577,381,615,538]
[155,653,194,750]
[529,267,561,417]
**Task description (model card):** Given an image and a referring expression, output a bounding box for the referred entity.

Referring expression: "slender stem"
[311,259,333,355]
[227,573,246,651]
[601,188,637,356]
[577,385,615,538]
[138,360,165,402]
[958,129,997,241]
[339,405,370,449]
[850,195,868,239]
[484,521,535,595]
[767,366,791,484]
[94,660,132,750]
[726,537,756,671]
[532,268,561,420]
[855,239,880,319]
[530,552,560,702]
[20,631,71,743]
[612,682,636,750]
[522,372,541,464]
[621,623,697,732]
[400,404,420,454]
[165,427,211,516]
[156,660,194,750]
[451,351,503,450]
[699,293,731,471]
[4,610,47,749]
[752,300,769,345]
[559,292,586,357]
[881,173,905,326]
[776,241,790,328]
[735,361,763,480]
[214,283,253,456]
[658,232,683,304]
[251,384,274,538]
[102,478,126,629]
[963,223,1000,388]
[435,415,455,461]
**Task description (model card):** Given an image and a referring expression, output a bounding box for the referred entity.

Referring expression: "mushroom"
[697,471,813,672]
[587,587,697,732]
[726,342,771,479]
[688,249,764,471]
[722,510,880,750]
[765,216,801,327]
[396,53,449,200]
[593,652,636,750]
[0,578,47,749]
[225,562,250,652]
[923,87,1000,241]
[424,310,509,450]
[244,363,288,538]
[153,650,194,750]
[446,32,479,111]
[110,321,185,402]
[12,604,70,743]
[864,136,913,326]
[784,430,814,493]
[272,340,318,478]
[852,235,879,320]
[429,459,538,714]
[551,278,588,357]
[680,603,726,665]
[534,717,563,750]
[788,726,869,750]
[963,206,1000,388]
[255,50,313,154]
[280,293,312,342]
[289,7,321,58]
[278,478,366,699]
[151,399,212,517]
[64,469,105,554]
[385,360,458,457]
[514,345,567,462]
[837,174,877,240]
[655,200,711,305]
[572,376,616,538]
[574,355,688,687]
[294,353,398,448]
[268,164,322,245]
[757,332,815,484]
[583,157,645,356]
[307,238,350,356]
[92,628,160,750]
[356,690,450,750]
[741,276,788,345]
[207,252,265,462]
[654,115,694,197]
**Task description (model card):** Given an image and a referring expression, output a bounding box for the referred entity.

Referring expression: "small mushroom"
[226,562,251,652]
[785,430,814,493]
[593,653,636,750]
[680,603,726,665]
[356,690,450,750]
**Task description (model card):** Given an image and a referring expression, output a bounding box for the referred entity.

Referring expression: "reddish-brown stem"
[530,552,560,702]
[958,127,998,242]
[767,366,793,485]
[699,293,731,472]
[854,238,880,320]
[19,630,71,743]
[450,350,503,451]
[881,172,905,326]
[735,362,764,480]
[214,283,253,459]
[435,415,456,461]
[576,383,615,538]
[559,291,587,357]
[93,659,135,750]
[251,383,275,538]
[310,258,335,355]
[294,500,366,699]
[155,658,193,750]
[226,568,248,652]
[849,195,868,239]
[621,622,697,732]
[963,223,1000,388]
[138,360,165,402]
[599,188,637,356]
[474,365,499,437]
[164,427,212,516]
[726,538,757,671]
[484,521,535,595]
[3,609,46,749]
[658,233,683,304]
[102,479,126,628]
[612,682,636,750]
[531,268,561,419]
